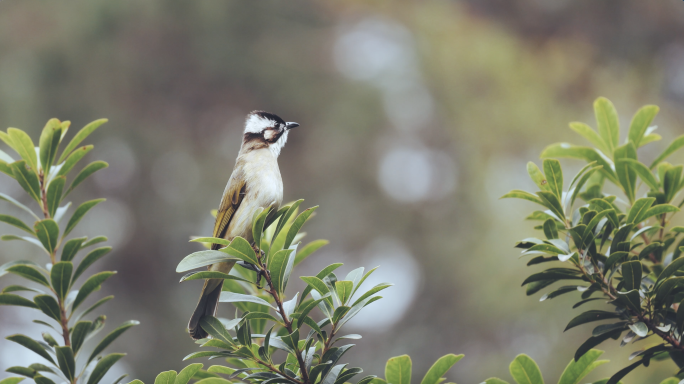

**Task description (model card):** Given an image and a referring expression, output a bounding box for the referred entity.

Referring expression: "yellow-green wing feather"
[211,176,246,250]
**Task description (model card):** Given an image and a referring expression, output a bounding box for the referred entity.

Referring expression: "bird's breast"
[243,150,283,206]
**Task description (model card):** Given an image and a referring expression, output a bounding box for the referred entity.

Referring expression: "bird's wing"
[211,174,247,250]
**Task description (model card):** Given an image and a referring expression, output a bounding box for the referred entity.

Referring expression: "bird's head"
[242,110,299,157]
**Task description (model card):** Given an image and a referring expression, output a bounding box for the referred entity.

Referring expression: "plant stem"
[40,172,75,378]
[579,250,683,352]
[258,254,310,384]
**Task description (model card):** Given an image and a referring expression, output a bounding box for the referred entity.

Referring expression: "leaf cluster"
[503,98,684,383]
[0,121,136,384]
[170,201,391,384]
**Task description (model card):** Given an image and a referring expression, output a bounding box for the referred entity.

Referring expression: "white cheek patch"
[244,115,274,134]
[263,129,277,141]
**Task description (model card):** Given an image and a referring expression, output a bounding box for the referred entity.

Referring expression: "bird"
[188,110,300,340]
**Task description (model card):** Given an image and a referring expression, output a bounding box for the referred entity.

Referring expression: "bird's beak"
[286,122,300,130]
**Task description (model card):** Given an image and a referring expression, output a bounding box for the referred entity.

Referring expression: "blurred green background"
[1,0,684,383]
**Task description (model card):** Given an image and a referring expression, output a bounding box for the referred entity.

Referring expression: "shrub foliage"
[504,97,684,383]
[0,120,136,384]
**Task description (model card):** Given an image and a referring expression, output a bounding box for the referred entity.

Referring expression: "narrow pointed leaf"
[88,321,139,362]
[64,199,105,237]
[420,354,463,384]
[72,271,116,311]
[51,261,73,301]
[87,353,125,384]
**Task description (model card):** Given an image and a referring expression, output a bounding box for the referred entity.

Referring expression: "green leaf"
[39,119,62,172]
[176,250,239,272]
[352,283,392,307]
[542,159,563,200]
[294,239,329,267]
[55,346,76,380]
[605,359,644,384]
[243,311,283,324]
[223,236,259,265]
[617,159,658,191]
[179,271,252,284]
[0,159,14,179]
[7,128,38,172]
[569,122,609,154]
[11,161,41,203]
[65,161,109,196]
[33,376,56,384]
[628,105,659,147]
[34,295,61,321]
[420,354,463,384]
[0,192,40,221]
[542,219,558,240]
[527,162,551,192]
[558,349,608,384]
[385,355,411,384]
[61,237,86,262]
[0,214,35,234]
[537,191,565,222]
[613,143,637,202]
[72,271,117,311]
[301,263,343,303]
[88,320,139,362]
[73,295,113,322]
[267,248,291,295]
[509,354,544,384]
[190,237,231,247]
[82,236,107,248]
[594,97,619,153]
[650,135,684,169]
[0,378,26,384]
[219,292,275,310]
[659,378,680,384]
[500,190,543,205]
[284,206,318,250]
[73,247,111,281]
[625,198,655,224]
[6,264,50,286]
[656,256,684,286]
[175,364,204,384]
[272,199,303,245]
[57,145,93,177]
[6,334,55,364]
[64,199,105,237]
[677,299,684,333]
[46,176,65,217]
[301,276,333,306]
[482,379,510,384]
[71,321,92,355]
[335,280,354,305]
[569,166,602,209]
[51,261,73,301]
[0,293,39,308]
[621,261,642,291]
[565,311,620,332]
[58,119,107,163]
[2,285,44,294]
[154,371,178,384]
[199,316,236,346]
[540,144,617,183]
[87,353,125,384]
[34,219,59,253]
[639,204,679,224]
[252,207,270,250]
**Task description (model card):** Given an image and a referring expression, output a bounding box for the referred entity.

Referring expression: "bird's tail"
[188,262,235,340]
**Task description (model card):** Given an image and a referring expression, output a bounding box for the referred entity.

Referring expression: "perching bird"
[188,110,300,340]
